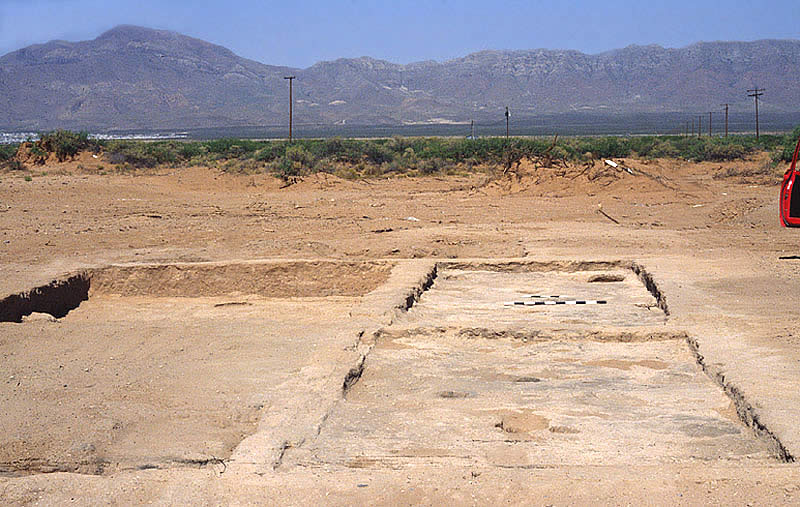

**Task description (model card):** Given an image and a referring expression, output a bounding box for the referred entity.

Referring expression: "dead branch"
[597,209,621,224]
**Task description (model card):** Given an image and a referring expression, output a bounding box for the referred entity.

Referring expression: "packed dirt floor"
[2,155,800,504]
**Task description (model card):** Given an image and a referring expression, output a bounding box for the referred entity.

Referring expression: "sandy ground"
[3,156,800,504]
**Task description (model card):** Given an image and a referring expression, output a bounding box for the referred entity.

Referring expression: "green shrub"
[585,137,630,158]
[770,126,800,164]
[0,144,17,162]
[264,143,318,181]
[204,138,239,155]
[106,141,178,168]
[272,157,301,181]
[178,143,207,160]
[313,138,362,162]
[385,136,412,155]
[39,130,95,161]
[203,138,262,157]
[647,140,679,159]
[29,143,47,161]
[418,157,445,174]
[363,141,393,164]
[705,143,748,161]
[254,143,286,162]
[549,145,570,161]
[66,132,790,176]
[312,159,335,174]
[773,146,795,165]
[396,147,418,170]
[285,144,314,167]
[334,165,360,180]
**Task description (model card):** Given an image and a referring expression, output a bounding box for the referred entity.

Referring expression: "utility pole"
[471,119,475,139]
[691,118,695,136]
[708,112,712,137]
[747,87,765,139]
[721,104,729,138]
[284,76,296,142]
[505,107,510,140]
[698,115,702,137]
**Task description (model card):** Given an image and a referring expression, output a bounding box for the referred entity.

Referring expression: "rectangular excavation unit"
[0,259,784,477]
[0,260,393,476]
[395,261,667,330]
[284,262,779,470]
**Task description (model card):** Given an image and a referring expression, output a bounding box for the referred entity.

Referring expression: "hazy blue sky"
[1,0,798,67]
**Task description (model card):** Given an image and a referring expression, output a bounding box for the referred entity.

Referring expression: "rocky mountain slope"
[0,25,798,130]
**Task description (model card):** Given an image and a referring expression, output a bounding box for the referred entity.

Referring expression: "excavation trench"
[288,262,787,470]
[687,337,795,462]
[341,263,438,397]
[440,260,669,316]
[294,326,784,470]
[0,260,393,323]
[0,260,395,476]
[1,259,789,475]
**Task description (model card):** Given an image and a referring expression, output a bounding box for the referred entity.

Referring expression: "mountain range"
[0,25,798,131]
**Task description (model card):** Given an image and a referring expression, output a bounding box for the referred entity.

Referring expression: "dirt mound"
[12,142,47,166]
[710,152,784,185]
[12,143,107,172]
[479,157,689,197]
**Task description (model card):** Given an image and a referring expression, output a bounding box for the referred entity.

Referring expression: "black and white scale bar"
[504,300,607,306]
[523,295,571,299]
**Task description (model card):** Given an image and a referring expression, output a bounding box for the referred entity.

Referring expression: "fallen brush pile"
[481,154,679,196]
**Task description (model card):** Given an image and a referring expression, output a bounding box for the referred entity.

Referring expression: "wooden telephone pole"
[284,76,296,142]
[505,107,510,140]
[708,112,712,137]
[698,115,702,137]
[721,104,729,138]
[747,88,765,139]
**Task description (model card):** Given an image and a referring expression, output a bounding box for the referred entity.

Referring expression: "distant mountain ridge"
[0,25,798,130]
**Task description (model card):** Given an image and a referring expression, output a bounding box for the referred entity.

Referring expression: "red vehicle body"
[780,136,800,227]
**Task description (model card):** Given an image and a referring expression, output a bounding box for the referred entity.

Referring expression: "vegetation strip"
[2,128,799,181]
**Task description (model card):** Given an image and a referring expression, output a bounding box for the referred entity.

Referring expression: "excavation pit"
[0,260,393,476]
[0,260,392,323]
[288,328,778,470]
[283,262,778,470]
[394,262,668,330]
[0,259,783,478]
